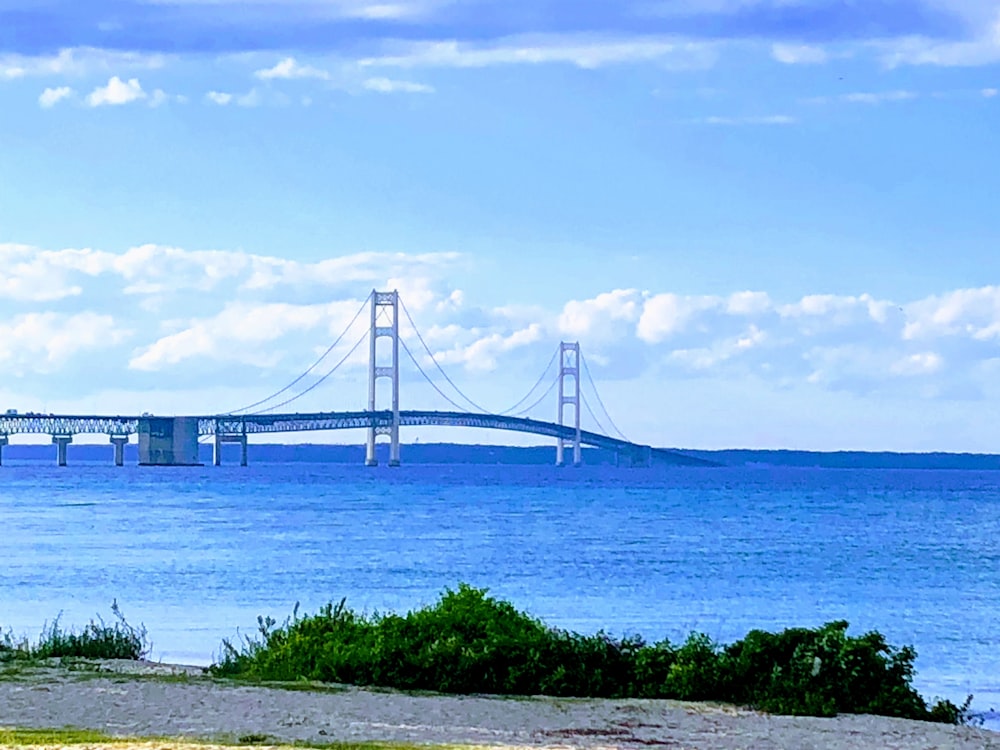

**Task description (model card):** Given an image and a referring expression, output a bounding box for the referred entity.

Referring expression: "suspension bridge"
[0,291,699,468]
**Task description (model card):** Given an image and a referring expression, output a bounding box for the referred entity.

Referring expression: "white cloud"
[205,88,272,109]
[0,47,166,80]
[363,77,435,94]
[891,352,944,376]
[360,35,717,70]
[902,286,1000,341]
[558,289,641,340]
[698,114,797,125]
[244,251,461,291]
[0,243,463,305]
[772,43,829,64]
[86,76,146,107]
[204,89,265,107]
[10,237,1000,415]
[727,291,772,316]
[878,12,1000,68]
[236,88,263,107]
[129,300,367,371]
[255,57,331,81]
[206,91,234,105]
[984,88,999,98]
[431,324,545,372]
[147,88,178,107]
[841,90,917,104]
[637,293,722,343]
[38,86,74,108]
[670,324,766,371]
[0,312,129,373]
[143,0,448,22]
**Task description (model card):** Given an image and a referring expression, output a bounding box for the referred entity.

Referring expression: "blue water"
[2,462,999,720]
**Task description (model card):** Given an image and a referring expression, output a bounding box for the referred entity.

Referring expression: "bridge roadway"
[0,410,669,466]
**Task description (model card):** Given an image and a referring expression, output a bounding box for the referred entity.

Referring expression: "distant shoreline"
[1,443,999,469]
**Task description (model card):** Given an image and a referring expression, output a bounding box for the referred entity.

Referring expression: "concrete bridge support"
[215,433,248,467]
[0,435,7,466]
[110,436,129,467]
[52,434,72,467]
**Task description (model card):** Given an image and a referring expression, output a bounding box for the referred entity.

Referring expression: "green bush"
[212,584,969,724]
[2,601,149,662]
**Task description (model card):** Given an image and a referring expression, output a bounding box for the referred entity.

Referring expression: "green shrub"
[6,601,150,662]
[212,584,969,724]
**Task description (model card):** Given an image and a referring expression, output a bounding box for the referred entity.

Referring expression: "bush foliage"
[212,584,965,723]
[1,600,149,662]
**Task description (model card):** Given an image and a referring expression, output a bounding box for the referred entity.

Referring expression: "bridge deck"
[0,410,648,453]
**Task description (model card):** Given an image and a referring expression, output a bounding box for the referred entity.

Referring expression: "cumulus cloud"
[7,238,1000,415]
[129,299,369,371]
[558,289,641,341]
[902,286,1000,341]
[38,86,74,108]
[86,76,146,106]
[637,293,722,343]
[0,243,463,302]
[0,312,130,373]
[429,324,545,372]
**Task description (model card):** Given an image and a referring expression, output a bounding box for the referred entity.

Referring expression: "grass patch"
[212,583,970,724]
[0,728,124,745]
[1,601,150,663]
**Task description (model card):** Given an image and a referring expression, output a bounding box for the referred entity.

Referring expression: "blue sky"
[2,0,1000,451]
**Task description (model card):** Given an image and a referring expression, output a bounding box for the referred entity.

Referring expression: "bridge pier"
[0,435,7,466]
[52,434,72,467]
[215,433,248,467]
[110,436,129,467]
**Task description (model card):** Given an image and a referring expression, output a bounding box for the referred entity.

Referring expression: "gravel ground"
[1,661,998,750]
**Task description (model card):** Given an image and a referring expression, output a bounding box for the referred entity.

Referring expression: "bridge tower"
[556,341,582,467]
[366,290,401,467]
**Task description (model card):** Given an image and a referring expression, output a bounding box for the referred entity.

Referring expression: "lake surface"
[2,461,999,721]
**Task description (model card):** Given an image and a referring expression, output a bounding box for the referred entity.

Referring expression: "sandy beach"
[0,660,997,749]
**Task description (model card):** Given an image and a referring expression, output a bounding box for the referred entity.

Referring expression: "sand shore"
[1,660,998,749]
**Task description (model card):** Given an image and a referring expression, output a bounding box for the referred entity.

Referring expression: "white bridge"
[0,291,697,468]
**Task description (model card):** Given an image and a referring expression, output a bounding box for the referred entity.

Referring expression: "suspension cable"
[579,353,629,441]
[400,338,473,412]
[226,292,373,415]
[511,375,559,418]
[499,345,560,416]
[398,297,490,414]
[251,327,370,415]
[580,392,609,436]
